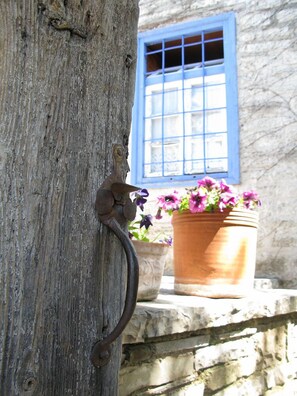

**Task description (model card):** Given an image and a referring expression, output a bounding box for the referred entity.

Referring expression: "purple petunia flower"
[140,214,153,230]
[164,236,173,246]
[157,191,181,212]
[155,207,163,220]
[189,190,207,213]
[128,231,134,240]
[132,188,149,211]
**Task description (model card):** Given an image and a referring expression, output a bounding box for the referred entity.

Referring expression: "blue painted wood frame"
[131,12,239,189]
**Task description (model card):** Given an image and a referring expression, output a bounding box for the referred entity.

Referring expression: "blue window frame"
[131,13,239,188]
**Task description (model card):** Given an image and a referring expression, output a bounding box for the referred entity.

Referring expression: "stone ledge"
[123,277,297,344]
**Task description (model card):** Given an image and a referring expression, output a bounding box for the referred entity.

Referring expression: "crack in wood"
[38,1,88,39]
[49,17,87,39]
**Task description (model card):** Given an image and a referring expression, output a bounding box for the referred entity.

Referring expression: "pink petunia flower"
[157,191,181,212]
[218,192,238,211]
[242,190,261,209]
[197,176,217,190]
[189,190,207,213]
[219,179,234,194]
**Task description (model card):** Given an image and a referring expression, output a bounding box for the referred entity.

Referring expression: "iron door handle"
[91,144,140,368]
[90,216,139,367]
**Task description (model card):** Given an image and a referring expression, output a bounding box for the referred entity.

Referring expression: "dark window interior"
[146,30,224,73]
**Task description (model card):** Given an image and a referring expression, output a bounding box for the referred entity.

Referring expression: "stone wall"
[136,0,297,287]
[120,280,297,395]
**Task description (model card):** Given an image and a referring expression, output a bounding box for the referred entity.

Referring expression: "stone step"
[161,276,281,292]
[254,277,280,289]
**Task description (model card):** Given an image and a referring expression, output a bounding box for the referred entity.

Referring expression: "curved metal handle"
[90,217,139,368]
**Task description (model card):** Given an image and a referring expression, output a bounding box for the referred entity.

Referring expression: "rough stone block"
[142,378,205,396]
[166,381,205,396]
[254,278,280,289]
[215,327,258,341]
[287,322,297,362]
[119,354,195,396]
[195,337,256,370]
[123,334,210,365]
[264,379,297,395]
[203,357,257,391]
[214,374,266,396]
[252,326,287,363]
[265,362,296,389]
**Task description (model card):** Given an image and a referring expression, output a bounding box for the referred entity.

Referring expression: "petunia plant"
[129,189,172,245]
[156,176,261,218]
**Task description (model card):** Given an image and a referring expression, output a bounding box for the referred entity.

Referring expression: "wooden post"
[0,1,139,394]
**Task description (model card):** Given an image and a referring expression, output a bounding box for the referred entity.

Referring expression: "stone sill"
[123,276,297,345]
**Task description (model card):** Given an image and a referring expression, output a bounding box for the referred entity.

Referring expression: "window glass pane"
[184,44,202,67]
[165,38,182,48]
[151,91,163,115]
[205,133,227,158]
[206,158,228,173]
[184,135,205,174]
[144,140,152,164]
[204,30,224,63]
[184,35,202,67]
[149,89,179,116]
[164,89,178,114]
[144,142,162,177]
[163,139,183,176]
[184,159,204,174]
[205,30,223,41]
[185,135,204,161]
[149,115,181,140]
[144,118,152,140]
[183,77,203,111]
[205,109,227,133]
[163,115,181,137]
[146,43,162,52]
[151,118,162,139]
[191,112,204,134]
[184,34,202,45]
[146,52,162,73]
[191,86,204,110]
[205,84,226,109]
[144,139,184,177]
[145,94,152,118]
[165,48,181,70]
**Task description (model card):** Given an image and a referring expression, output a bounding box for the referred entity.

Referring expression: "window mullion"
[181,35,186,176]
[162,39,165,177]
[202,31,207,175]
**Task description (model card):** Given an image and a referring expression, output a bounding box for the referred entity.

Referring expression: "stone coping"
[123,277,297,344]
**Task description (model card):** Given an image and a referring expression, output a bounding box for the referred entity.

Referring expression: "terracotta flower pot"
[133,240,169,301]
[172,208,259,298]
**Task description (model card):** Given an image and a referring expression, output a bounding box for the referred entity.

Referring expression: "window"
[131,13,239,188]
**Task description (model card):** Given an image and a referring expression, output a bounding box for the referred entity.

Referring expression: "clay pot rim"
[172,207,259,215]
[132,240,170,248]
[171,207,259,228]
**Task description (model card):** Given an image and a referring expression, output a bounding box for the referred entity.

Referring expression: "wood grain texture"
[0,1,139,395]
